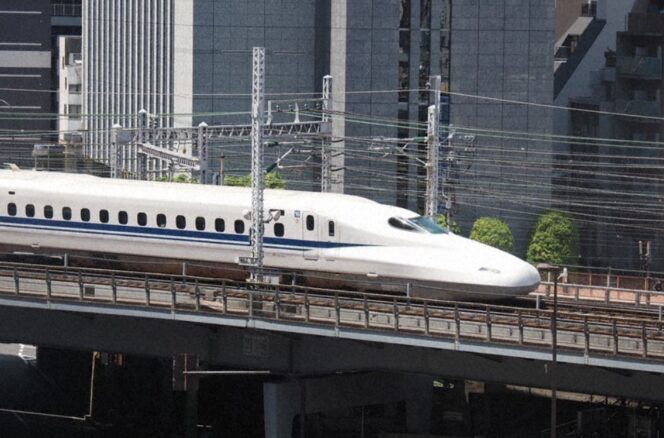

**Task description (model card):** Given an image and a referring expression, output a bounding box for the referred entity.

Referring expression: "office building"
[554,0,664,270]
[0,1,53,167]
[83,0,556,255]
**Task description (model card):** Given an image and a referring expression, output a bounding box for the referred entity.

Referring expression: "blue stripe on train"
[0,216,365,250]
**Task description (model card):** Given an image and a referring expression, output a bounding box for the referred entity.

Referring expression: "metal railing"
[0,263,662,362]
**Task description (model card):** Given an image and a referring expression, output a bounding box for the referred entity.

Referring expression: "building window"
[99,209,109,223]
[215,218,225,232]
[156,214,167,228]
[399,0,411,28]
[306,215,315,231]
[195,217,205,231]
[69,105,81,120]
[80,208,90,222]
[328,221,335,237]
[7,203,16,216]
[274,223,285,237]
[118,211,128,224]
[137,212,147,226]
[62,207,72,220]
[176,215,186,229]
[234,220,245,234]
[44,205,54,219]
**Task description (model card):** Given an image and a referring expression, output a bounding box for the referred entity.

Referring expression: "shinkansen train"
[0,169,540,300]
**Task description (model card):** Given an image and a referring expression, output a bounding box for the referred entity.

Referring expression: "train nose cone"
[516,262,541,290]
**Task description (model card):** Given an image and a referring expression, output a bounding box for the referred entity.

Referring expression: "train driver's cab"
[388,216,448,234]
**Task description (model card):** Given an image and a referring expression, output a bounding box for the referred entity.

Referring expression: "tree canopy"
[469,217,514,253]
[223,172,286,189]
[436,214,461,234]
[526,210,580,265]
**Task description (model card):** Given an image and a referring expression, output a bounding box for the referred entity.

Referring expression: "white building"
[58,36,83,144]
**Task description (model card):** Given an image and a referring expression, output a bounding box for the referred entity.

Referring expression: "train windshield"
[388,216,448,234]
[409,216,448,234]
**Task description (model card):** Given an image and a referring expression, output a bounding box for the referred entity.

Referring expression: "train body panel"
[0,170,540,300]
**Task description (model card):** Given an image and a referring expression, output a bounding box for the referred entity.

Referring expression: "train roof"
[0,169,403,217]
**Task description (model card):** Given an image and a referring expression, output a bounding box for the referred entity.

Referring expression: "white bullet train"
[0,169,539,301]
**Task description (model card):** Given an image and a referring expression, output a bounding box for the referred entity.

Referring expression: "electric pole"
[197,122,209,184]
[321,75,333,192]
[249,47,266,283]
[425,76,441,218]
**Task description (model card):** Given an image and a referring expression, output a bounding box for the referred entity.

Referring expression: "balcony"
[616,56,662,80]
[626,13,664,35]
[52,3,81,17]
[616,99,661,122]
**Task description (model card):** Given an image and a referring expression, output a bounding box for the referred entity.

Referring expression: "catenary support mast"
[425,76,442,218]
[249,47,266,283]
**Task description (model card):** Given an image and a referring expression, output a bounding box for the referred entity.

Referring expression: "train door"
[325,219,339,261]
[302,212,319,260]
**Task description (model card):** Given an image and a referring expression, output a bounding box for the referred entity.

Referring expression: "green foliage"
[469,217,514,253]
[223,174,252,187]
[155,174,197,183]
[526,210,580,265]
[436,214,461,234]
[223,172,286,189]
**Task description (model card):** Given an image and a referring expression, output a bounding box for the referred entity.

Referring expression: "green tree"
[155,174,198,183]
[436,214,461,234]
[469,217,514,253]
[526,210,580,265]
[223,172,286,189]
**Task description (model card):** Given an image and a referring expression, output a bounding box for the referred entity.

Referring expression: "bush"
[526,210,580,265]
[224,172,286,189]
[436,214,461,234]
[469,217,514,252]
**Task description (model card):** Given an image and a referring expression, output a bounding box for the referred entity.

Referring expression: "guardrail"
[537,281,664,313]
[0,264,662,362]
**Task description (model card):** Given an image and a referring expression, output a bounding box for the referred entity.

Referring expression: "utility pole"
[445,124,455,227]
[249,47,266,283]
[218,153,225,186]
[639,240,651,289]
[321,75,333,192]
[197,121,209,184]
[425,76,441,218]
[111,124,122,178]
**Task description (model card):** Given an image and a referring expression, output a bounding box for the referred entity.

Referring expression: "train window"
[176,215,186,230]
[7,203,16,216]
[25,204,35,217]
[409,216,447,234]
[156,214,167,228]
[388,217,417,232]
[274,223,284,237]
[137,212,147,226]
[195,217,205,231]
[80,208,90,222]
[99,209,109,223]
[328,221,335,237]
[306,215,315,231]
[215,218,225,232]
[62,207,71,220]
[44,205,53,219]
[234,220,245,234]
[118,211,128,225]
